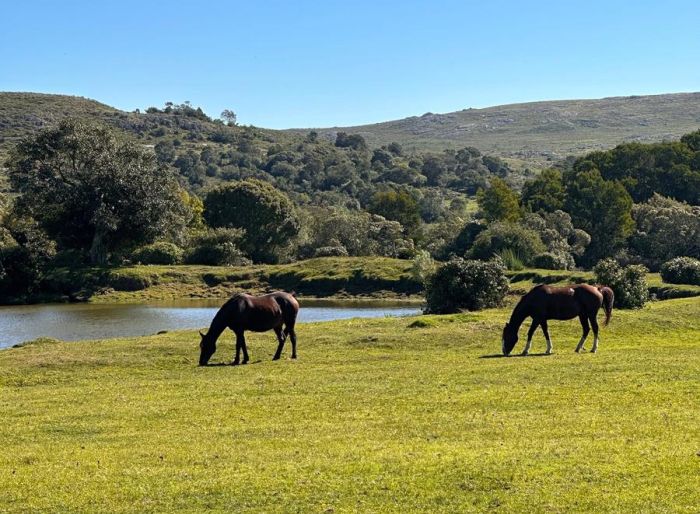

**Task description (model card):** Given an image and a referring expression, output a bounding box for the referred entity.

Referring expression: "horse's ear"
[199,331,205,338]
[504,323,509,329]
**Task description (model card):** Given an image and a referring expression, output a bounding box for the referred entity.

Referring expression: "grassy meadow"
[1,296,699,512]
[39,257,700,304]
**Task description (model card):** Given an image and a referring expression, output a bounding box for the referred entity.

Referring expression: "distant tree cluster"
[1,112,699,303]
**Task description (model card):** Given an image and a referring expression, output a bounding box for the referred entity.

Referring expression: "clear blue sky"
[2,0,699,128]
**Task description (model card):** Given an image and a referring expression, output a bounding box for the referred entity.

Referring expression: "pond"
[0,299,422,349]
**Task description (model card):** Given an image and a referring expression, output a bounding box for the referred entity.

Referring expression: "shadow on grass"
[199,359,264,367]
[479,353,553,359]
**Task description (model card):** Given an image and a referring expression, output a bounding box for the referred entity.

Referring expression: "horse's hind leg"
[272,326,286,361]
[522,319,539,356]
[286,323,297,359]
[576,314,590,353]
[590,315,600,354]
[541,320,553,355]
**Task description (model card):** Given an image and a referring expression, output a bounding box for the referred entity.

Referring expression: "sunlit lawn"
[1,297,699,512]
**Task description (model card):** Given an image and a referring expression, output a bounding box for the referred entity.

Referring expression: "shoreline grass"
[1,297,699,512]
[24,258,700,306]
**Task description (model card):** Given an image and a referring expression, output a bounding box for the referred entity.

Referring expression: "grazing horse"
[198,291,299,366]
[501,284,614,356]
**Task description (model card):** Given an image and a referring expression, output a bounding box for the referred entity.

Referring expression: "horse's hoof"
[545,351,553,355]
[231,361,240,366]
[521,351,529,357]
[590,349,597,354]
[272,356,280,361]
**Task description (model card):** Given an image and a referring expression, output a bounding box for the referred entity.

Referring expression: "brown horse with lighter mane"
[502,284,614,356]
[199,291,299,366]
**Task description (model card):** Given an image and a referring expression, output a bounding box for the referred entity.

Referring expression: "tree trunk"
[89,229,108,265]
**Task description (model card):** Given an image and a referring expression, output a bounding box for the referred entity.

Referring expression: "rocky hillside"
[289,93,700,166]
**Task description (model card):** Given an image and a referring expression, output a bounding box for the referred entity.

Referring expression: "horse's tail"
[599,286,614,327]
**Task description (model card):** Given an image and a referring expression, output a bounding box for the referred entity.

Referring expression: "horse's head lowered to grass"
[502,322,518,356]
[199,331,216,366]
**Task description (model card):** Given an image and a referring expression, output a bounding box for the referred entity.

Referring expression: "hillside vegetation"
[1,297,698,512]
[290,93,700,166]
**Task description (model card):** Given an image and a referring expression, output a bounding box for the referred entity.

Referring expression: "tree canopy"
[7,119,188,264]
[204,179,300,263]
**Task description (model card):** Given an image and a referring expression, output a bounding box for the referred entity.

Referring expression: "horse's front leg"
[541,320,553,355]
[232,331,242,365]
[522,319,539,356]
[240,331,250,364]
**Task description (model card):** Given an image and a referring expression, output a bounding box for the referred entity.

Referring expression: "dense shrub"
[470,222,545,265]
[313,245,349,257]
[132,242,184,265]
[660,257,700,285]
[630,195,700,269]
[425,257,509,314]
[533,252,570,270]
[594,258,649,309]
[0,217,57,298]
[185,228,250,266]
[410,249,436,286]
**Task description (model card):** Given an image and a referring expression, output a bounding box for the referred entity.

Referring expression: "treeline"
[0,116,699,302]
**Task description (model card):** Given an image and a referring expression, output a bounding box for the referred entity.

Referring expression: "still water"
[0,299,422,349]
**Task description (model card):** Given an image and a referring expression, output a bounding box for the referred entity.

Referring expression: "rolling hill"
[2,91,699,170]
[289,92,700,166]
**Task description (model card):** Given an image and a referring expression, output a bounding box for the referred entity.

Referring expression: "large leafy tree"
[367,190,421,234]
[521,168,566,213]
[564,169,634,264]
[8,119,188,265]
[204,179,300,263]
[476,177,521,222]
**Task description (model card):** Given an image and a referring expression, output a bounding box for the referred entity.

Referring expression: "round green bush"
[131,242,183,265]
[470,222,545,265]
[425,257,509,314]
[660,256,700,285]
[185,228,250,266]
[533,252,572,270]
[594,258,648,309]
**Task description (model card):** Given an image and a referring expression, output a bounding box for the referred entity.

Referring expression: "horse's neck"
[206,308,230,342]
[509,300,530,330]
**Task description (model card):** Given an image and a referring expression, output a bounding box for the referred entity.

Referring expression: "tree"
[476,177,521,222]
[368,190,421,234]
[204,179,300,263]
[334,132,367,151]
[564,170,634,264]
[521,169,566,212]
[630,194,700,268]
[8,119,188,265]
[220,109,237,126]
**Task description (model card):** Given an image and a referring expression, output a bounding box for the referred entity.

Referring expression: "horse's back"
[525,284,602,320]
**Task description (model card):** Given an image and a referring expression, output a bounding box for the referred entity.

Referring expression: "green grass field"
[39,258,700,305]
[1,296,699,512]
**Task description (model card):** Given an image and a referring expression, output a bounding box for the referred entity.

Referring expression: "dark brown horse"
[199,291,299,366]
[502,284,614,356]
